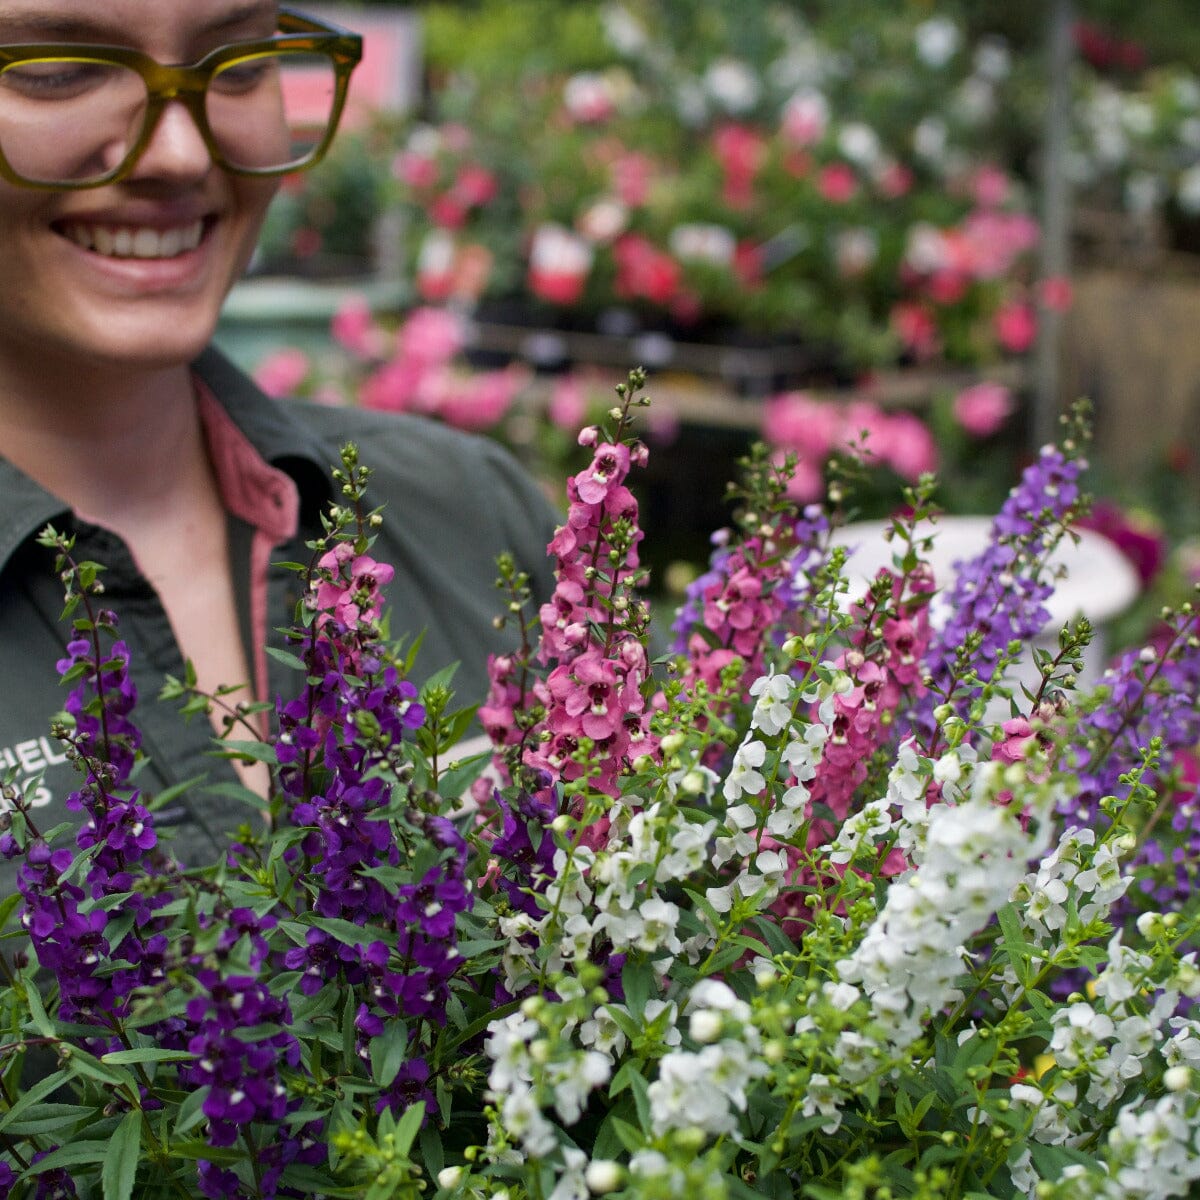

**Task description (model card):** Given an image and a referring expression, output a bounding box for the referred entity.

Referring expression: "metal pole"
[1034,0,1075,450]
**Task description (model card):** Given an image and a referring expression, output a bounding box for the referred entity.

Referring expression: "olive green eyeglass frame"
[0,7,363,190]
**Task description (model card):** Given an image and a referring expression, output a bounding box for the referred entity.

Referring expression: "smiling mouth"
[54,217,211,260]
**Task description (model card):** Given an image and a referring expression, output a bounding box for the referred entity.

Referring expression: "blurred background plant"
[237,0,1200,656]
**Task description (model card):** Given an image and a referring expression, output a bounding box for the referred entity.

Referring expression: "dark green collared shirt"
[0,346,558,886]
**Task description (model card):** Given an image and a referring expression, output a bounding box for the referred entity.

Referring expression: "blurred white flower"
[973,36,1011,81]
[1121,97,1155,138]
[957,77,995,124]
[669,222,737,266]
[705,57,761,113]
[1125,171,1165,214]
[673,78,708,127]
[915,18,961,69]
[913,116,949,164]
[601,4,646,56]
[838,122,882,168]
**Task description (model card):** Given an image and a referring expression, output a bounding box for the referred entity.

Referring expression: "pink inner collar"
[195,378,300,702]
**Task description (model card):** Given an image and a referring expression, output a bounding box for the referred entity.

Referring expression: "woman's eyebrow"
[0,2,277,43]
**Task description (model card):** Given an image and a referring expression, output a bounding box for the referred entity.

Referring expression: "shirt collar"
[0,344,334,575]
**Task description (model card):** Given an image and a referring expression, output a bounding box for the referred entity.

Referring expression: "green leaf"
[64,1049,137,1091]
[3,1102,97,1137]
[22,981,57,1039]
[0,891,24,931]
[370,1022,410,1089]
[172,1086,208,1139]
[392,1101,425,1156]
[0,1073,75,1136]
[143,775,206,812]
[419,1125,444,1178]
[211,738,279,765]
[198,781,271,812]
[621,958,652,1018]
[102,1109,141,1200]
[265,645,309,672]
[101,1048,195,1067]
[25,1139,111,1173]
[996,903,1033,988]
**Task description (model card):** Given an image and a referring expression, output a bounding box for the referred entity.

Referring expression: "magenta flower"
[574,442,632,506]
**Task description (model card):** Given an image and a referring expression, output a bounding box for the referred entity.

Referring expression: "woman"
[0,0,557,882]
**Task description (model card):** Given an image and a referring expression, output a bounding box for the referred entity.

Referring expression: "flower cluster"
[1,389,1198,1200]
[254,303,531,434]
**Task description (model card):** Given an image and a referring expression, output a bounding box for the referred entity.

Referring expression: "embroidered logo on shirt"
[0,734,70,809]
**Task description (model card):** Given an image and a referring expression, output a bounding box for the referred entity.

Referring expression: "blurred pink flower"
[331,295,387,360]
[952,381,1015,437]
[430,192,469,230]
[817,162,858,203]
[891,302,940,360]
[253,348,310,398]
[613,234,680,305]
[528,224,593,305]
[398,307,465,368]
[440,123,471,154]
[733,239,764,286]
[416,230,456,302]
[393,150,438,190]
[1038,275,1074,312]
[360,357,423,413]
[548,375,589,432]
[712,123,767,210]
[876,160,914,199]
[837,399,890,463]
[781,90,828,147]
[762,391,840,460]
[961,211,1039,279]
[452,163,498,208]
[424,365,529,431]
[994,301,1038,353]
[971,164,1010,208]
[781,453,825,503]
[883,410,938,481]
[563,72,616,123]
[612,151,654,207]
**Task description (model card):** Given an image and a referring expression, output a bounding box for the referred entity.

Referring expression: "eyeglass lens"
[0,51,339,185]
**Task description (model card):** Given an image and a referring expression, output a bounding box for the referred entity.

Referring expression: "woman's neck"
[0,354,210,527]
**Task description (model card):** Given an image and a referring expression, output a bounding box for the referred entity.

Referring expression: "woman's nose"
[126,98,213,183]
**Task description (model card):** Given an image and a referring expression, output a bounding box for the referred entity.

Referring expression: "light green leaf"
[102,1109,141,1200]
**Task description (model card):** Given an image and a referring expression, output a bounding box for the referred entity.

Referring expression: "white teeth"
[60,219,205,259]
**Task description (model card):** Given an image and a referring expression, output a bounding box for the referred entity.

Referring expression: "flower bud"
[660,732,686,756]
[585,1161,624,1194]
[437,1166,464,1190]
[689,1009,722,1043]
[1164,1066,1191,1093]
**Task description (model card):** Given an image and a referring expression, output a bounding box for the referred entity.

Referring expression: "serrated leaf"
[172,1086,208,1138]
[392,1101,425,1156]
[0,1072,73,1136]
[101,1048,195,1067]
[102,1109,141,1200]
[25,1139,110,1173]
[211,739,279,765]
[265,645,309,671]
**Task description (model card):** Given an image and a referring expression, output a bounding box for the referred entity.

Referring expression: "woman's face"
[0,0,281,377]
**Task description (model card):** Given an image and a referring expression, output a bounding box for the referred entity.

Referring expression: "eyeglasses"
[0,7,362,189]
